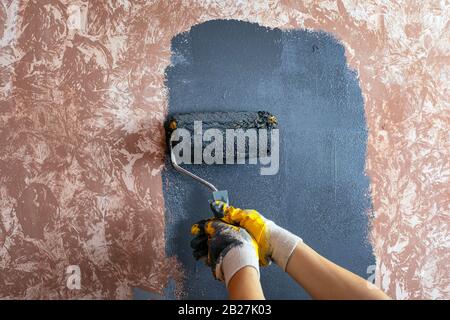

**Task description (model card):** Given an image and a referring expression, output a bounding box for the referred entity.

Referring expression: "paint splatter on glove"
[191,218,260,287]
[211,200,302,270]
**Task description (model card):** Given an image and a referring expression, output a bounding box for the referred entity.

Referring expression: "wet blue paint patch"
[163,19,373,299]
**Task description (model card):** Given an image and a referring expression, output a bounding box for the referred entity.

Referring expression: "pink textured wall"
[0,0,182,299]
[0,0,448,299]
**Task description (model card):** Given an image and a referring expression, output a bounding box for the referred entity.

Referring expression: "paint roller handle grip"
[211,201,302,270]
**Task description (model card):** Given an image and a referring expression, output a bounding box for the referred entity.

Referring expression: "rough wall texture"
[0,0,448,299]
[0,0,182,299]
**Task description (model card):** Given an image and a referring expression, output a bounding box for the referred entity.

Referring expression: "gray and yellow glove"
[211,200,302,270]
[191,218,260,287]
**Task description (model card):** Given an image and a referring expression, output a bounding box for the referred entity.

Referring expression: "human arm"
[286,242,390,300]
[212,201,390,300]
[228,266,265,300]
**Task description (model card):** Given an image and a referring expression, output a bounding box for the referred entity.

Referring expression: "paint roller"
[166,111,278,205]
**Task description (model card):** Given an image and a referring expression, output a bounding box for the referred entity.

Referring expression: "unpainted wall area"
[0,0,181,299]
[163,20,372,299]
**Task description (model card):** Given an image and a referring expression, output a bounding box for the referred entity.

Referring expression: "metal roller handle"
[170,144,218,192]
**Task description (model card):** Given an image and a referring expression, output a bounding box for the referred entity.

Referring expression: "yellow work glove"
[191,218,260,287]
[211,201,302,270]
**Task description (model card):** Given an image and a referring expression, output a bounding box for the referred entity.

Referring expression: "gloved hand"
[211,201,302,270]
[191,218,260,287]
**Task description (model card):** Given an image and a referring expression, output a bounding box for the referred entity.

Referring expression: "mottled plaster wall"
[0,0,182,299]
[0,0,448,299]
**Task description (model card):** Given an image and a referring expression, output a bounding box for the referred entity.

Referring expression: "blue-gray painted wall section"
[162,20,373,299]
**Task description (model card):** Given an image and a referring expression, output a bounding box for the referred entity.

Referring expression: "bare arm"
[227,266,265,300]
[286,242,390,300]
